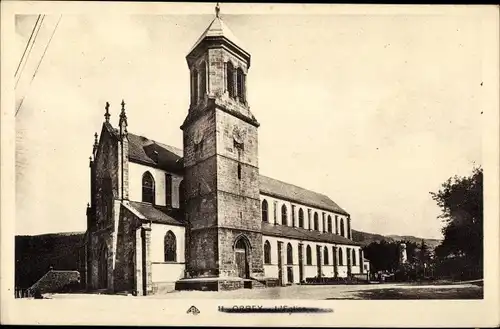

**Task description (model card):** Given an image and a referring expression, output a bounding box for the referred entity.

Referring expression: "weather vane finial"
[215,2,220,18]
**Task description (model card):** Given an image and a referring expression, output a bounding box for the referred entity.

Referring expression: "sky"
[14,5,485,239]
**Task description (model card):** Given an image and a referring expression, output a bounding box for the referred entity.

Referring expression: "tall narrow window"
[322,213,326,232]
[306,245,312,265]
[328,215,332,233]
[314,212,319,231]
[352,249,357,266]
[199,61,206,100]
[261,200,269,222]
[286,243,293,265]
[236,68,245,103]
[164,231,177,262]
[324,247,329,265]
[340,219,345,237]
[273,201,277,223]
[264,241,271,264]
[237,163,242,180]
[165,174,172,208]
[192,69,198,104]
[308,209,312,230]
[291,205,296,227]
[281,204,288,226]
[142,172,155,204]
[298,208,304,228]
[226,62,235,98]
[335,215,339,234]
[338,248,344,266]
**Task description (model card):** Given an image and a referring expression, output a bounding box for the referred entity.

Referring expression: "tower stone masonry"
[180,13,264,286]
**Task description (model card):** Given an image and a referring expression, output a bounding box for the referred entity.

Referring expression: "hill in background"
[352,229,441,250]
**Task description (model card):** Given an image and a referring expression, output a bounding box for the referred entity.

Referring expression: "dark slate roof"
[107,124,348,217]
[259,175,349,216]
[126,132,183,173]
[261,222,361,246]
[129,201,185,226]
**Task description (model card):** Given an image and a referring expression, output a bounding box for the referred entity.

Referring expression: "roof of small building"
[129,201,185,226]
[261,222,361,246]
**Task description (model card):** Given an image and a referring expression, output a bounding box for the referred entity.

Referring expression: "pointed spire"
[215,2,220,18]
[119,99,128,135]
[104,102,110,122]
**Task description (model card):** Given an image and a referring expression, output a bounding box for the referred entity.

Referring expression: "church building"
[85,7,363,294]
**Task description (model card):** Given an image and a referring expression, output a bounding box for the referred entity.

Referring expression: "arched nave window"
[264,240,271,264]
[261,200,269,222]
[164,230,177,262]
[142,172,155,204]
[306,245,312,265]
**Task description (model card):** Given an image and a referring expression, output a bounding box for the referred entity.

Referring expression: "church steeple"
[180,4,264,283]
[185,3,255,124]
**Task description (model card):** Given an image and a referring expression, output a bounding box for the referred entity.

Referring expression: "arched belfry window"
[264,241,271,264]
[191,68,198,104]
[306,245,312,265]
[328,215,332,233]
[281,204,288,226]
[164,231,177,262]
[261,200,269,222]
[298,208,304,228]
[142,172,155,204]
[340,218,345,237]
[226,62,235,98]
[236,68,246,103]
[314,212,319,231]
[199,61,207,100]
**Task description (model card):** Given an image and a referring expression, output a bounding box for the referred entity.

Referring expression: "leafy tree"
[419,239,430,265]
[430,166,483,278]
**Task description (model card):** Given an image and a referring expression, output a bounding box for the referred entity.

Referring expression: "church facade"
[85,12,363,295]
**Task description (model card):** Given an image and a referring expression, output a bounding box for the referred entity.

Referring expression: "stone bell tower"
[178,4,264,290]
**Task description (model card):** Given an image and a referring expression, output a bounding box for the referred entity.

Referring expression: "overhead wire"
[16,15,62,117]
[15,14,41,78]
[15,15,45,89]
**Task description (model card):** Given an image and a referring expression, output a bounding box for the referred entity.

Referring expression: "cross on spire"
[215,2,220,18]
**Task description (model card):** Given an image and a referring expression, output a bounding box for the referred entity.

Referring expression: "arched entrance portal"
[234,237,250,279]
[98,244,108,289]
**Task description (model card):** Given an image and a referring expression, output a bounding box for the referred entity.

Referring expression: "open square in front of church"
[45,281,482,300]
